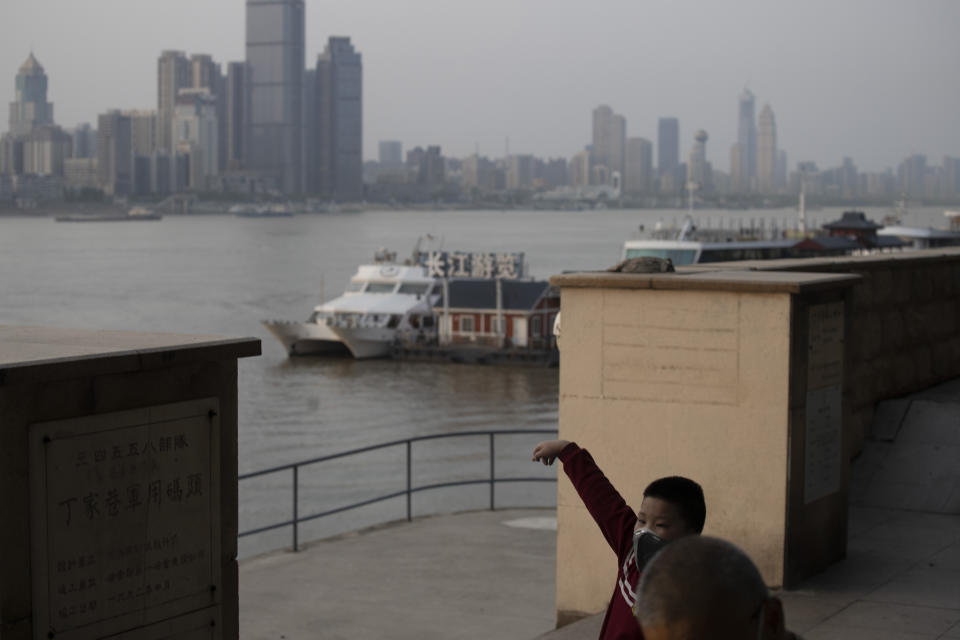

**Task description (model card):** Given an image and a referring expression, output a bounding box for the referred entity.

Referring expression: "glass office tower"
[245,0,305,193]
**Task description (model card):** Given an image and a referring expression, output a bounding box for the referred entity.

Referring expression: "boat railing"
[238,428,559,552]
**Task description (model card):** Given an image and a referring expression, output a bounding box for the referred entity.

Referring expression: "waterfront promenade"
[239,379,960,639]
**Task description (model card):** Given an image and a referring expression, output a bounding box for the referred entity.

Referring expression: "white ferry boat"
[622,218,797,266]
[263,250,440,359]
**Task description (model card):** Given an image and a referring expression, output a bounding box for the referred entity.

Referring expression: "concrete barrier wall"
[550,271,859,624]
[707,247,960,456]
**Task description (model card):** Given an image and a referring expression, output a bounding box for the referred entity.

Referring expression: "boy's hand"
[532,440,571,465]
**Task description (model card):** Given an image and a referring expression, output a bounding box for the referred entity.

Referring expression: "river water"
[0,205,948,556]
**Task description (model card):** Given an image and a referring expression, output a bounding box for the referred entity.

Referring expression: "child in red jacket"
[532,440,706,640]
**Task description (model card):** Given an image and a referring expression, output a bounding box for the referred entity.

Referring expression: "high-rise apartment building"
[245,0,305,193]
[379,140,403,167]
[311,37,363,200]
[225,62,247,171]
[657,118,679,175]
[624,137,653,196]
[190,54,227,170]
[157,51,190,152]
[657,117,680,194]
[71,123,97,159]
[687,130,710,192]
[9,53,54,136]
[569,150,591,187]
[97,110,132,196]
[173,89,219,189]
[126,110,157,158]
[736,89,756,191]
[22,125,72,176]
[756,104,777,194]
[591,106,625,186]
[506,154,535,190]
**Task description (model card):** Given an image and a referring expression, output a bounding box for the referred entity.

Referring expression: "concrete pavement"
[239,379,960,639]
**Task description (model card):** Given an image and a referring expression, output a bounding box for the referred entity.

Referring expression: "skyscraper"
[225,62,247,171]
[157,51,190,152]
[379,141,403,167]
[625,137,653,196]
[245,0,305,193]
[591,106,625,186]
[756,103,777,194]
[173,89,219,189]
[687,130,710,192]
[311,36,362,200]
[736,89,756,191]
[97,110,132,196]
[190,54,227,170]
[657,117,679,194]
[9,53,54,136]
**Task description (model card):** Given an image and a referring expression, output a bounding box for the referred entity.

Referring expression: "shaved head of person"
[634,536,799,640]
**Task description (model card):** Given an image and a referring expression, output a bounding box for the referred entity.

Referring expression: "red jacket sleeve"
[559,442,637,559]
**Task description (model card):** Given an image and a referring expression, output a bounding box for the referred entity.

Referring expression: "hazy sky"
[2,0,958,172]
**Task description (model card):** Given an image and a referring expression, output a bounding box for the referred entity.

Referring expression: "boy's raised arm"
[531,439,637,555]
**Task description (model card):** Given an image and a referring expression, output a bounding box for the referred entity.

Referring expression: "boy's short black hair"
[643,476,706,533]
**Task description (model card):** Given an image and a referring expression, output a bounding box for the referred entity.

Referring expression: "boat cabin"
[436,279,559,349]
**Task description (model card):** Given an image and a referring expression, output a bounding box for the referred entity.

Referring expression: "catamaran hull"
[262,320,351,357]
[329,326,395,359]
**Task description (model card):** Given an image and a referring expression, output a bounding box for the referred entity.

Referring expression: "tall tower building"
[657,117,680,194]
[245,0,305,193]
[311,36,362,200]
[625,137,653,196]
[97,110,132,196]
[225,62,248,171]
[379,141,402,167]
[190,54,227,170]
[157,51,190,152]
[9,53,54,135]
[736,89,756,190]
[756,103,777,194]
[591,106,625,186]
[687,130,710,191]
[71,123,97,159]
[173,89,219,189]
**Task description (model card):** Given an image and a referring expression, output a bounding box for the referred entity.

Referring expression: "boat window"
[345,281,365,292]
[366,282,397,294]
[422,316,435,328]
[398,282,430,295]
[624,248,698,266]
[387,315,401,328]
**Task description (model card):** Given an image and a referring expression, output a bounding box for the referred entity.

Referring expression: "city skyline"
[1,0,959,172]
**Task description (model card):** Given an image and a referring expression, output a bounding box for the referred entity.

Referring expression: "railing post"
[489,432,495,511]
[292,465,299,552]
[406,440,412,522]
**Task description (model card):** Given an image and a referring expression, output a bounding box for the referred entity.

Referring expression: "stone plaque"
[29,398,222,640]
[804,302,844,504]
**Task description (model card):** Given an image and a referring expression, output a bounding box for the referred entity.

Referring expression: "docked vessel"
[263,249,440,359]
[231,203,296,217]
[55,206,162,222]
[622,217,797,265]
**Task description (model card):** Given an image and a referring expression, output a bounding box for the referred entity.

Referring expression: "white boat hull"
[262,320,351,357]
[329,326,395,359]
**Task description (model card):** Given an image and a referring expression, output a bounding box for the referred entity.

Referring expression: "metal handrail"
[238,429,558,551]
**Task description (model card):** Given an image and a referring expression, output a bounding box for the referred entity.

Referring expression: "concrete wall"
[706,248,960,457]
[550,271,858,624]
